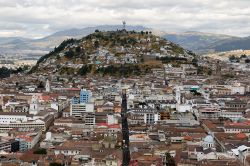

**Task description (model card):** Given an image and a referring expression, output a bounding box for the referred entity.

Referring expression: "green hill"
[30,30,196,77]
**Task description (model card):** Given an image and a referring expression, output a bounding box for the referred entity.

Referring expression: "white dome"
[204,135,214,143]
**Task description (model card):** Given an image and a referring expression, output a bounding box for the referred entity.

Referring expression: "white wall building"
[70,103,94,117]
[176,104,192,113]
[0,112,28,124]
[230,86,245,95]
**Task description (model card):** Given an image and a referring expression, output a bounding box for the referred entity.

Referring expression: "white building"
[70,102,94,117]
[202,135,215,149]
[45,79,51,92]
[176,104,192,113]
[0,112,54,132]
[29,95,40,115]
[220,109,244,121]
[0,112,28,124]
[230,85,245,95]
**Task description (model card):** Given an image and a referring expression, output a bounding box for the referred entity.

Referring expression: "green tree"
[75,46,81,53]
[78,65,93,76]
[141,57,144,63]
[33,148,47,154]
[192,58,198,67]
[49,163,64,166]
[165,153,176,166]
[65,49,75,58]
[207,69,212,75]
[229,55,239,62]
[37,81,45,89]
[94,41,100,49]
[0,67,11,78]
[240,54,247,59]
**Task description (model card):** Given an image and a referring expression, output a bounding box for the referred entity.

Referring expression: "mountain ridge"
[0,25,250,57]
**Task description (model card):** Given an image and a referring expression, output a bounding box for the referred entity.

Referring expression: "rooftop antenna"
[122,21,126,30]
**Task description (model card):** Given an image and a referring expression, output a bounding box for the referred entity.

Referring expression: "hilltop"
[30,30,196,77]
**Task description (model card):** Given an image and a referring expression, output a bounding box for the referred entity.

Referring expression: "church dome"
[204,135,214,143]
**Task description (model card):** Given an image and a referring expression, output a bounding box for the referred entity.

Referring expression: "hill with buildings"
[30,30,196,77]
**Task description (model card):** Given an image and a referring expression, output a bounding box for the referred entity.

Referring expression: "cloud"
[0,0,249,38]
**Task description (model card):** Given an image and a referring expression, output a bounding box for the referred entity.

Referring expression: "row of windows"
[57,150,80,154]
[225,128,250,132]
[227,104,245,108]
[72,105,86,108]
[0,118,24,120]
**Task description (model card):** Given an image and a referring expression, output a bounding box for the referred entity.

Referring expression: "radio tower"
[121,89,130,165]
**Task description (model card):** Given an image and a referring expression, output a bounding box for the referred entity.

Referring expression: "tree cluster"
[33,148,47,154]
[78,65,93,76]
[95,64,146,77]
[156,56,187,64]
[0,66,29,78]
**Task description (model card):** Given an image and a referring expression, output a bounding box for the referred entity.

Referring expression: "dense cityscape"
[1,1,250,166]
[0,28,249,166]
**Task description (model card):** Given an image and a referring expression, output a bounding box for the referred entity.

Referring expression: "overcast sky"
[0,0,250,38]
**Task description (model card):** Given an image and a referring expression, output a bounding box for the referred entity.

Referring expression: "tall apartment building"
[70,89,94,116]
[80,89,92,103]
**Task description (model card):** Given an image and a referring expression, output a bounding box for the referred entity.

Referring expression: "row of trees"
[76,64,152,77]
[78,65,93,76]
[229,54,250,63]
[156,56,188,64]
[0,66,29,79]
[95,64,143,77]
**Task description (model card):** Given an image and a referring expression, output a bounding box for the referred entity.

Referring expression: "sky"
[0,0,250,38]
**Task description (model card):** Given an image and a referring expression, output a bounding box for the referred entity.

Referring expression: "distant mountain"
[163,31,239,54]
[0,25,147,58]
[48,25,147,38]
[0,37,31,45]
[204,49,250,62]
[208,36,250,52]
[1,25,250,58]
[31,25,148,50]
